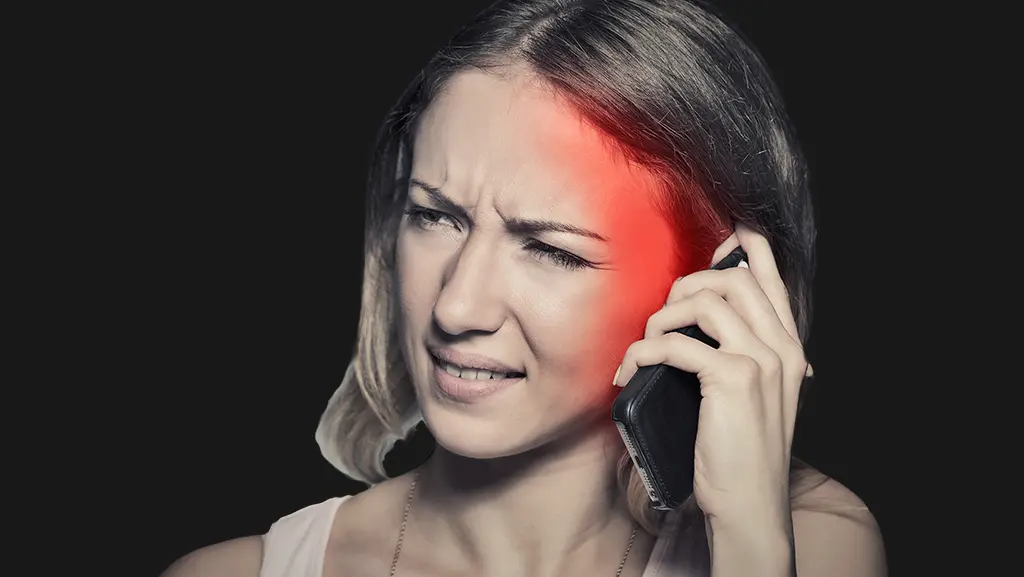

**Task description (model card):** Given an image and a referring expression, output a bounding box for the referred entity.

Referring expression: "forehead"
[410,67,664,220]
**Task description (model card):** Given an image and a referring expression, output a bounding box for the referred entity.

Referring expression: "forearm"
[707,511,796,577]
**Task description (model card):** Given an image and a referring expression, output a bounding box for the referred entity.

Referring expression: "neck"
[412,417,649,577]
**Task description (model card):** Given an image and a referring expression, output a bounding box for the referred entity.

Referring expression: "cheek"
[395,231,444,326]
[588,264,676,368]
[573,218,683,378]
[527,257,677,392]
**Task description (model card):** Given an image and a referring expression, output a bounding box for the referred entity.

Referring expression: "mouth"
[428,346,526,379]
[433,358,527,381]
[427,346,526,402]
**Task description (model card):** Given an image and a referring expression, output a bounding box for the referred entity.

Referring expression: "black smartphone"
[611,246,748,511]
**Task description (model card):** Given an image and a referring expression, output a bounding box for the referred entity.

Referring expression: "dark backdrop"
[133,1,917,575]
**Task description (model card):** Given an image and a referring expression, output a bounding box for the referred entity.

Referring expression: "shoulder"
[323,473,419,577]
[162,497,351,577]
[790,466,887,577]
[160,536,263,577]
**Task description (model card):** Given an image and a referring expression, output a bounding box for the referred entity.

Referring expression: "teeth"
[441,361,508,380]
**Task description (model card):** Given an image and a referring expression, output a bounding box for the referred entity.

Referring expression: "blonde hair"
[314,213,421,483]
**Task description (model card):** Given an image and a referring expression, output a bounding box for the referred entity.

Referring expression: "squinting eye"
[403,206,460,231]
[403,207,591,271]
[521,239,593,271]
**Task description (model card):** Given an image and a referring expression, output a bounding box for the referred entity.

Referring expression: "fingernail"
[805,363,814,378]
[738,260,749,269]
[613,365,622,387]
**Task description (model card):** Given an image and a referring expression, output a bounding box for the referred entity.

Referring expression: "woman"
[165,0,885,575]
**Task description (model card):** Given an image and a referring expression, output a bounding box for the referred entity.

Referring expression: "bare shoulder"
[161,536,263,577]
[790,465,878,524]
[790,466,887,577]
[323,472,418,577]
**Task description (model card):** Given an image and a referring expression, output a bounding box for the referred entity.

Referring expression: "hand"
[613,224,810,528]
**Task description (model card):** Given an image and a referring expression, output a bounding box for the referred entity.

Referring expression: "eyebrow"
[409,178,608,242]
[504,217,608,242]
[410,179,470,221]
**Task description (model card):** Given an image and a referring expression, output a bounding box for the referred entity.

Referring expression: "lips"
[427,346,525,402]
[427,346,526,377]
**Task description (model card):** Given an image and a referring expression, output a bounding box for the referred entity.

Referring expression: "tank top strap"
[259,496,350,577]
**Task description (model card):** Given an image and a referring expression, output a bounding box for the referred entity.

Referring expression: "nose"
[432,234,507,337]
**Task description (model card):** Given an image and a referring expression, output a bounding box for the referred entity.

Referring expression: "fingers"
[613,332,782,412]
[614,331,717,385]
[733,224,800,344]
[624,289,784,388]
[663,267,804,379]
[664,267,787,342]
[710,231,742,267]
[669,224,810,384]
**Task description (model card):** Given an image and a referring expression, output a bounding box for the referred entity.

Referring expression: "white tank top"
[259,496,710,577]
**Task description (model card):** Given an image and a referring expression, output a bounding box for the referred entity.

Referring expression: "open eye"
[403,206,460,231]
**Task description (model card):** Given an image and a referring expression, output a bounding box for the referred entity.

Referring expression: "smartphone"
[611,246,748,511]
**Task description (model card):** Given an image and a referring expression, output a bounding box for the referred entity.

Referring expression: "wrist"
[707,508,795,577]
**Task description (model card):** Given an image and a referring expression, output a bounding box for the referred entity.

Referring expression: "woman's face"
[396,67,703,458]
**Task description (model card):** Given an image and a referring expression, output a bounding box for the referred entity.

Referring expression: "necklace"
[389,471,639,577]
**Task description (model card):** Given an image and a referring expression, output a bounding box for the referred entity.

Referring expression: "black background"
[117,1,930,575]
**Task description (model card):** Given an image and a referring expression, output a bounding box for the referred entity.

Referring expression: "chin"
[420,401,545,460]
[419,399,615,466]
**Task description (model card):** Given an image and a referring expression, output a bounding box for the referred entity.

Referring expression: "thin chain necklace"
[389,471,639,577]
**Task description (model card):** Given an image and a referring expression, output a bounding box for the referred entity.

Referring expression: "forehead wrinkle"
[413,67,666,241]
